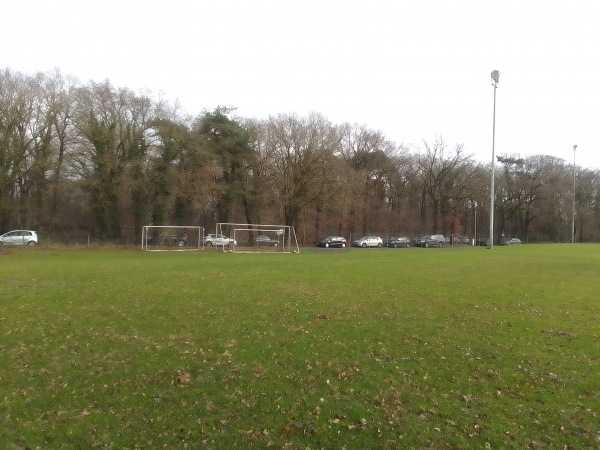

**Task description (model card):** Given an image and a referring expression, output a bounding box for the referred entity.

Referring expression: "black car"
[317,236,347,248]
[251,235,280,247]
[415,234,445,248]
[385,236,410,248]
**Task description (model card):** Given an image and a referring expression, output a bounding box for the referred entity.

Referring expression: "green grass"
[1,245,599,449]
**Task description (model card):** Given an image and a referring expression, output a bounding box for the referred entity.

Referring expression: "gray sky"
[3,0,599,169]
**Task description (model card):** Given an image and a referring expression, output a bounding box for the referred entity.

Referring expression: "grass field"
[1,244,599,449]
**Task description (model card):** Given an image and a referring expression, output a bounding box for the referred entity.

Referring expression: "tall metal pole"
[572,144,577,243]
[489,70,500,249]
[474,207,477,246]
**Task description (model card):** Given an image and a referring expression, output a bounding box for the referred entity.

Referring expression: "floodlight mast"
[489,70,500,249]
[572,144,577,243]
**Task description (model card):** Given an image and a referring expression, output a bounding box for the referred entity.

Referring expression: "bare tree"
[265,113,340,228]
[240,117,276,226]
[39,70,81,229]
[416,137,476,234]
[0,69,56,230]
[339,123,397,234]
[575,168,600,242]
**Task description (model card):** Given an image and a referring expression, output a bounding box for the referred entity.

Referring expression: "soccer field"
[1,245,599,448]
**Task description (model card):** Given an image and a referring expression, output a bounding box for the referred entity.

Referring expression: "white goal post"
[216,223,300,253]
[141,226,204,251]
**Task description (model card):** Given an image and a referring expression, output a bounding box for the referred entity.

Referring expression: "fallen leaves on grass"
[173,370,191,385]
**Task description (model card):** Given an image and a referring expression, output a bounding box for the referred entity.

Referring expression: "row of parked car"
[316,235,436,248]
[1,229,522,249]
[316,234,447,248]
[317,234,523,248]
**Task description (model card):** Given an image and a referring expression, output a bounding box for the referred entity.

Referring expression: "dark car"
[385,236,410,248]
[476,238,490,246]
[501,237,522,246]
[251,234,279,247]
[415,234,445,248]
[446,236,469,245]
[317,236,347,248]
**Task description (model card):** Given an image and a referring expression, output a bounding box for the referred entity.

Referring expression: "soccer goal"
[216,223,300,253]
[141,226,204,251]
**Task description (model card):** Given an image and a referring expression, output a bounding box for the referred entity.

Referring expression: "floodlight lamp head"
[573,145,578,151]
[491,70,500,84]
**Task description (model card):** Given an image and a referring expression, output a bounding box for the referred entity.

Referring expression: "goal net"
[216,223,300,253]
[141,226,204,251]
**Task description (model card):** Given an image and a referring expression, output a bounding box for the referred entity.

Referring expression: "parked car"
[352,236,383,248]
[415,234,445,248]
[0,230,38,246]
[385,236,411,248]
[203,233,237,247]
[146,234,186,247]
[251,235,279,247]
[445,236,469,245]
[476,238,490,246]
[317,236,347,248]
[501,237,522,246]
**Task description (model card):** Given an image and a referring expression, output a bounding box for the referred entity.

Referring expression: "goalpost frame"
[141,225,204,251]
[216,222,300,253]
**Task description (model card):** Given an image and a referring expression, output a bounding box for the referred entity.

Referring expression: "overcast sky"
[3,0,599,169]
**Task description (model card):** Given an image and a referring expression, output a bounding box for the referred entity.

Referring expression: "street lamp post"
[572,144,577,243]
[489,70,500,249]
[474,206,477,246]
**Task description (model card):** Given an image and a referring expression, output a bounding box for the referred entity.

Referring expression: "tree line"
[1,68,598,245]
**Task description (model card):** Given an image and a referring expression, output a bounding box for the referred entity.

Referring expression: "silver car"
[501,237,522,246]
[352,236,383,248]
[203,233,237,247]
[0,230,38,246]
